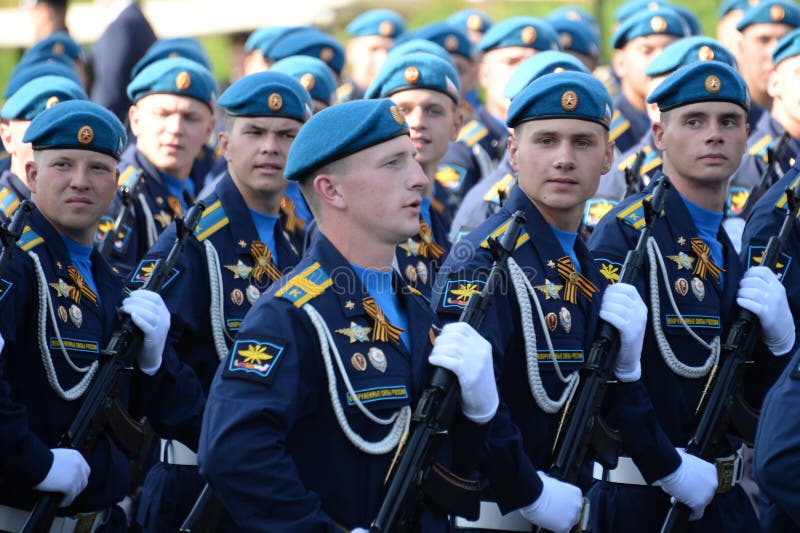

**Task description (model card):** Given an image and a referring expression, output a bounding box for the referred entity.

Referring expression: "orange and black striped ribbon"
[67,266,98,306]
[250,241,282,283]
[690,238,724,283]
[556,256,598,304]
[417,221,445,260]
[362,296,404,345]
[280,197,305,234]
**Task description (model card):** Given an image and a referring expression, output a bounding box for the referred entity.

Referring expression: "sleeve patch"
[747,245,791,282]
[223,337,286,384]
[129,259,181,288]
[435,164,468,191]
[94,215,132,255]
[0,278,12,303]
[583,198,618,228]
[440,279,487,311]
[594,258,623,284]
[726,186,750,218]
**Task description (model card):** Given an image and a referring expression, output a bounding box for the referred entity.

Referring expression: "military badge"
[667,251,696,270]
[583,198,617,228]
[225,260,253,280]
[336,322,373,343]
[521,25,536,44]
[405,264,418,283]
[691,277,705,301]
[535,279,563,300]
[559,307,572,333]
[167,196,183,216]
[596,259,622,284]
[231,289,244,306]
[404,66,420,84]
[246,284,261,304]
[77,126,94,145]
[154,210,173,229]
[704,75,721,94]
[650,15,667,32]
[560,90,578,112]
[344,300,356,311]
[546,312,558,332]
[49,278,74,299]
[747,245,791,281]
[674,277,689,297]
[58,305,68,323]
[69,304,83,328]
[175,71,192,90]
[441,279,486,310]
[129,259,180,288]
[351,352,368,372]
[224,338,285,383]
[416,261,428,285]
[368,347,388,372]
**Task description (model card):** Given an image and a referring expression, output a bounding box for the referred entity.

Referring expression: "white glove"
[350,528,369,533]
[33,448,91,507]
[0,331,4,353]
[428,322,498,424]
[120,289,170,375]
[722,217,745,255]
[736,266,795,355]
[519,471,583,532]
[599,282,647,382]
[654,449,717,521]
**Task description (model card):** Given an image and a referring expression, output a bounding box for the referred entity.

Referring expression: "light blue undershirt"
[420,197,433,229]
[61,235,99,298]
[680,195,724,285]
[159,171,195,212]
[550,225,581,273]
[249,209,279,263]
[351,264,410,351]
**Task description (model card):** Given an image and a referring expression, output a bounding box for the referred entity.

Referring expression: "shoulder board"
[748,134,773,163]
[483,174,515,205]
[617,197,647,230]
[430,197,445,215]
[775,174,800,212]
[275,262,333,307]
[640,150,662,175]
[17,225,43,252]
[457,119,489,148]
[726,186,750,217]
[336,83,353,103]
[0,186,21,218]
[118,165,140,188]
[435,164,467,190]
[480,218,530,250]
[616,150,640,172]
[609,109,630,142]
[583,198,618,228]
[194,200,230,242]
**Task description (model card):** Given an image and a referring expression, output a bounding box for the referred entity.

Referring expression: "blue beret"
[645,37,738,77]
[127,57,217,108]
[614,0,672,22]
[612,7,688,49]
[386,39,454,67]
[413,22,474,60]
[284,99,409,181]
[772,27,800,64]
[4,59,80,99]
[22,31,84,63]
[2,76,87,120]
[23,100,126,159]
[271,56,337,106]
[548,6,600,35]
[478,17,561,52]
[346,9,406,38]
[737,0,800,31]
[671,5,704,36]
[548,18,601,58]
[268,28,345,76]
[504,51,590,100]
[506,71,613,129]
[131,38,211,79]
[365,51,461,103]
[218,71,311,121]
[446,9,493,34]
[245,26,291,53]
[719,0,756,17]
[646,61,750,111]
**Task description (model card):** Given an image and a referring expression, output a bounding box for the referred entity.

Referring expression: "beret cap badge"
[650,16,668,32]
[521,26,537,44]
[320,47,334,62]
[561,90,578,111]
[698,45,715,61]
[704,75,722,93]
[404,66,420,84]
[268,93,283,111]
[390,105,406,125]
[771,5,786,21]
[444,35,459,51]
[77,125,94,144]
[467,14,483,30]
[46,96,60,109]
[175,71,192,90]
[300,73,315,91]
[379,21,394,36]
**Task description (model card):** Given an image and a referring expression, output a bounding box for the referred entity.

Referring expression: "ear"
[128,105,141,137]
[477,58,490,91]
[205,113,217,140]
[451,103,464,141]
[612,49,626,80]
[652,120,666,152]
[313,172,346,211]
[767,69,781,99]
[25,159,38,194]
[600,138,615,175]
[0,122,13,154]
[218,130,231,161]
[507,130,520,173]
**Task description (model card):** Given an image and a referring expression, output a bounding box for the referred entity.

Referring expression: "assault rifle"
[622,149,647,200]
[97,167,144,258]
[660,180,800,532]
[0,200,33,275]
[22,201,205,533]
[369,211,527,532]
[739,131,789,221]
[536,175,671,533]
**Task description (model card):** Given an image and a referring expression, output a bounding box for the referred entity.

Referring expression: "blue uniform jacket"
[199,233,487,531]
[0,169,31,221]
[610,93,649,155]
[596,130,662,202]
[436,140,487,217]
[0,206,203,513]
[433,187,674,512]
[458,104,508,163]
[396,207,451,298]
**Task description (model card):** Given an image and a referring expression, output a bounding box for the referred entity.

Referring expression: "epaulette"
[617,150,640,172]
[617,197,647,230]
[583,197,618,228]
[640,148,662,175]
[336,82,354,103]
[435,164,467,191]
[275,262,333,307]
[726,186,750,217]
[194,200,230,242]
[775,174,800,213]
[17,225,44,252]
[457,119,489,148]
[609,109,630,143]
[483,174,515,205]
[0,186,21,218]
[480,217,529,250]
[748,134,773,163]
[117,165,140,188]
[430,197,445,215]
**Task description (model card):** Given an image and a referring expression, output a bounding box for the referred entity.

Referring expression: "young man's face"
[27,148,119,245]
[389,89,461,173]
[614,34,678,103]
[129,93,216,179]
[0,119,34,181]
[739,22,795,101]
[479,46,536,118]
[768,54,800,129]
[220,115,301,207]
[654,101,748,187]
[346,35,394,87]
[509,118,613,229]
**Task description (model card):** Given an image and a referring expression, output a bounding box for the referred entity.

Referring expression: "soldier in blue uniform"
[434,70,683,532]
[100,57,217,277]
[717,0,749,65]
[588,61,793,532]
[447,9,493,48]
[547,17,600,72]
[267,27,346,83]
[338,9,406,104]
[198,98,498,531]
[0,100,203,532]
[19,31,87,89]
[0,75,87,220]
[609,7,686,154]
[366,52,459,296]
[133,71,310,532]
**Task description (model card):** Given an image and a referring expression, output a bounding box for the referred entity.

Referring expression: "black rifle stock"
[0,200,33,275]
[97,168,144,259]
[623,149,647,200]
[660,182,800,533]
[369,211,526,533]
[22,201,205,533]
[740,131,789,221]
[534,176,671,533]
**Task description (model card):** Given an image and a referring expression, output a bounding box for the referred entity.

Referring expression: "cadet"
[546,16,601,72]
[588,61,792,531]
[199,98,498,530]
[19,31,87,88]
[338,9,406,103]
[717,0,749,65]
[101,57,217,276]
[434,71,679,532]
[753,345,800,531]
[366,52,460,295]
[267,27,346,82]
[447,9,493,47]
[133,71,310,532]
[0,75,87,219]
[0,100,202,532]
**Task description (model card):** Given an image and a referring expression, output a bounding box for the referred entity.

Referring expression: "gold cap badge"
[554,67,566,73]
[404,66,420,84]
[175,71,192,90]
[320,47,334,62]
[444,35,459,51]
[77,126,94,144]
[567,10,581,21]
[704,74,721,94]
[52,42,65,55]
[771,5,785,21]
[467,14,483,31]
[379,20,394,36]
[390,105,406,125]
[268,93,283,111]
[46,96,60,109]
[560,33,573,49]
[698,46,715,61]
[650,16,667,32]
[168,51,180,58]
[561,90,578,111]
[300,73,315,91]
[521,26,537,44]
